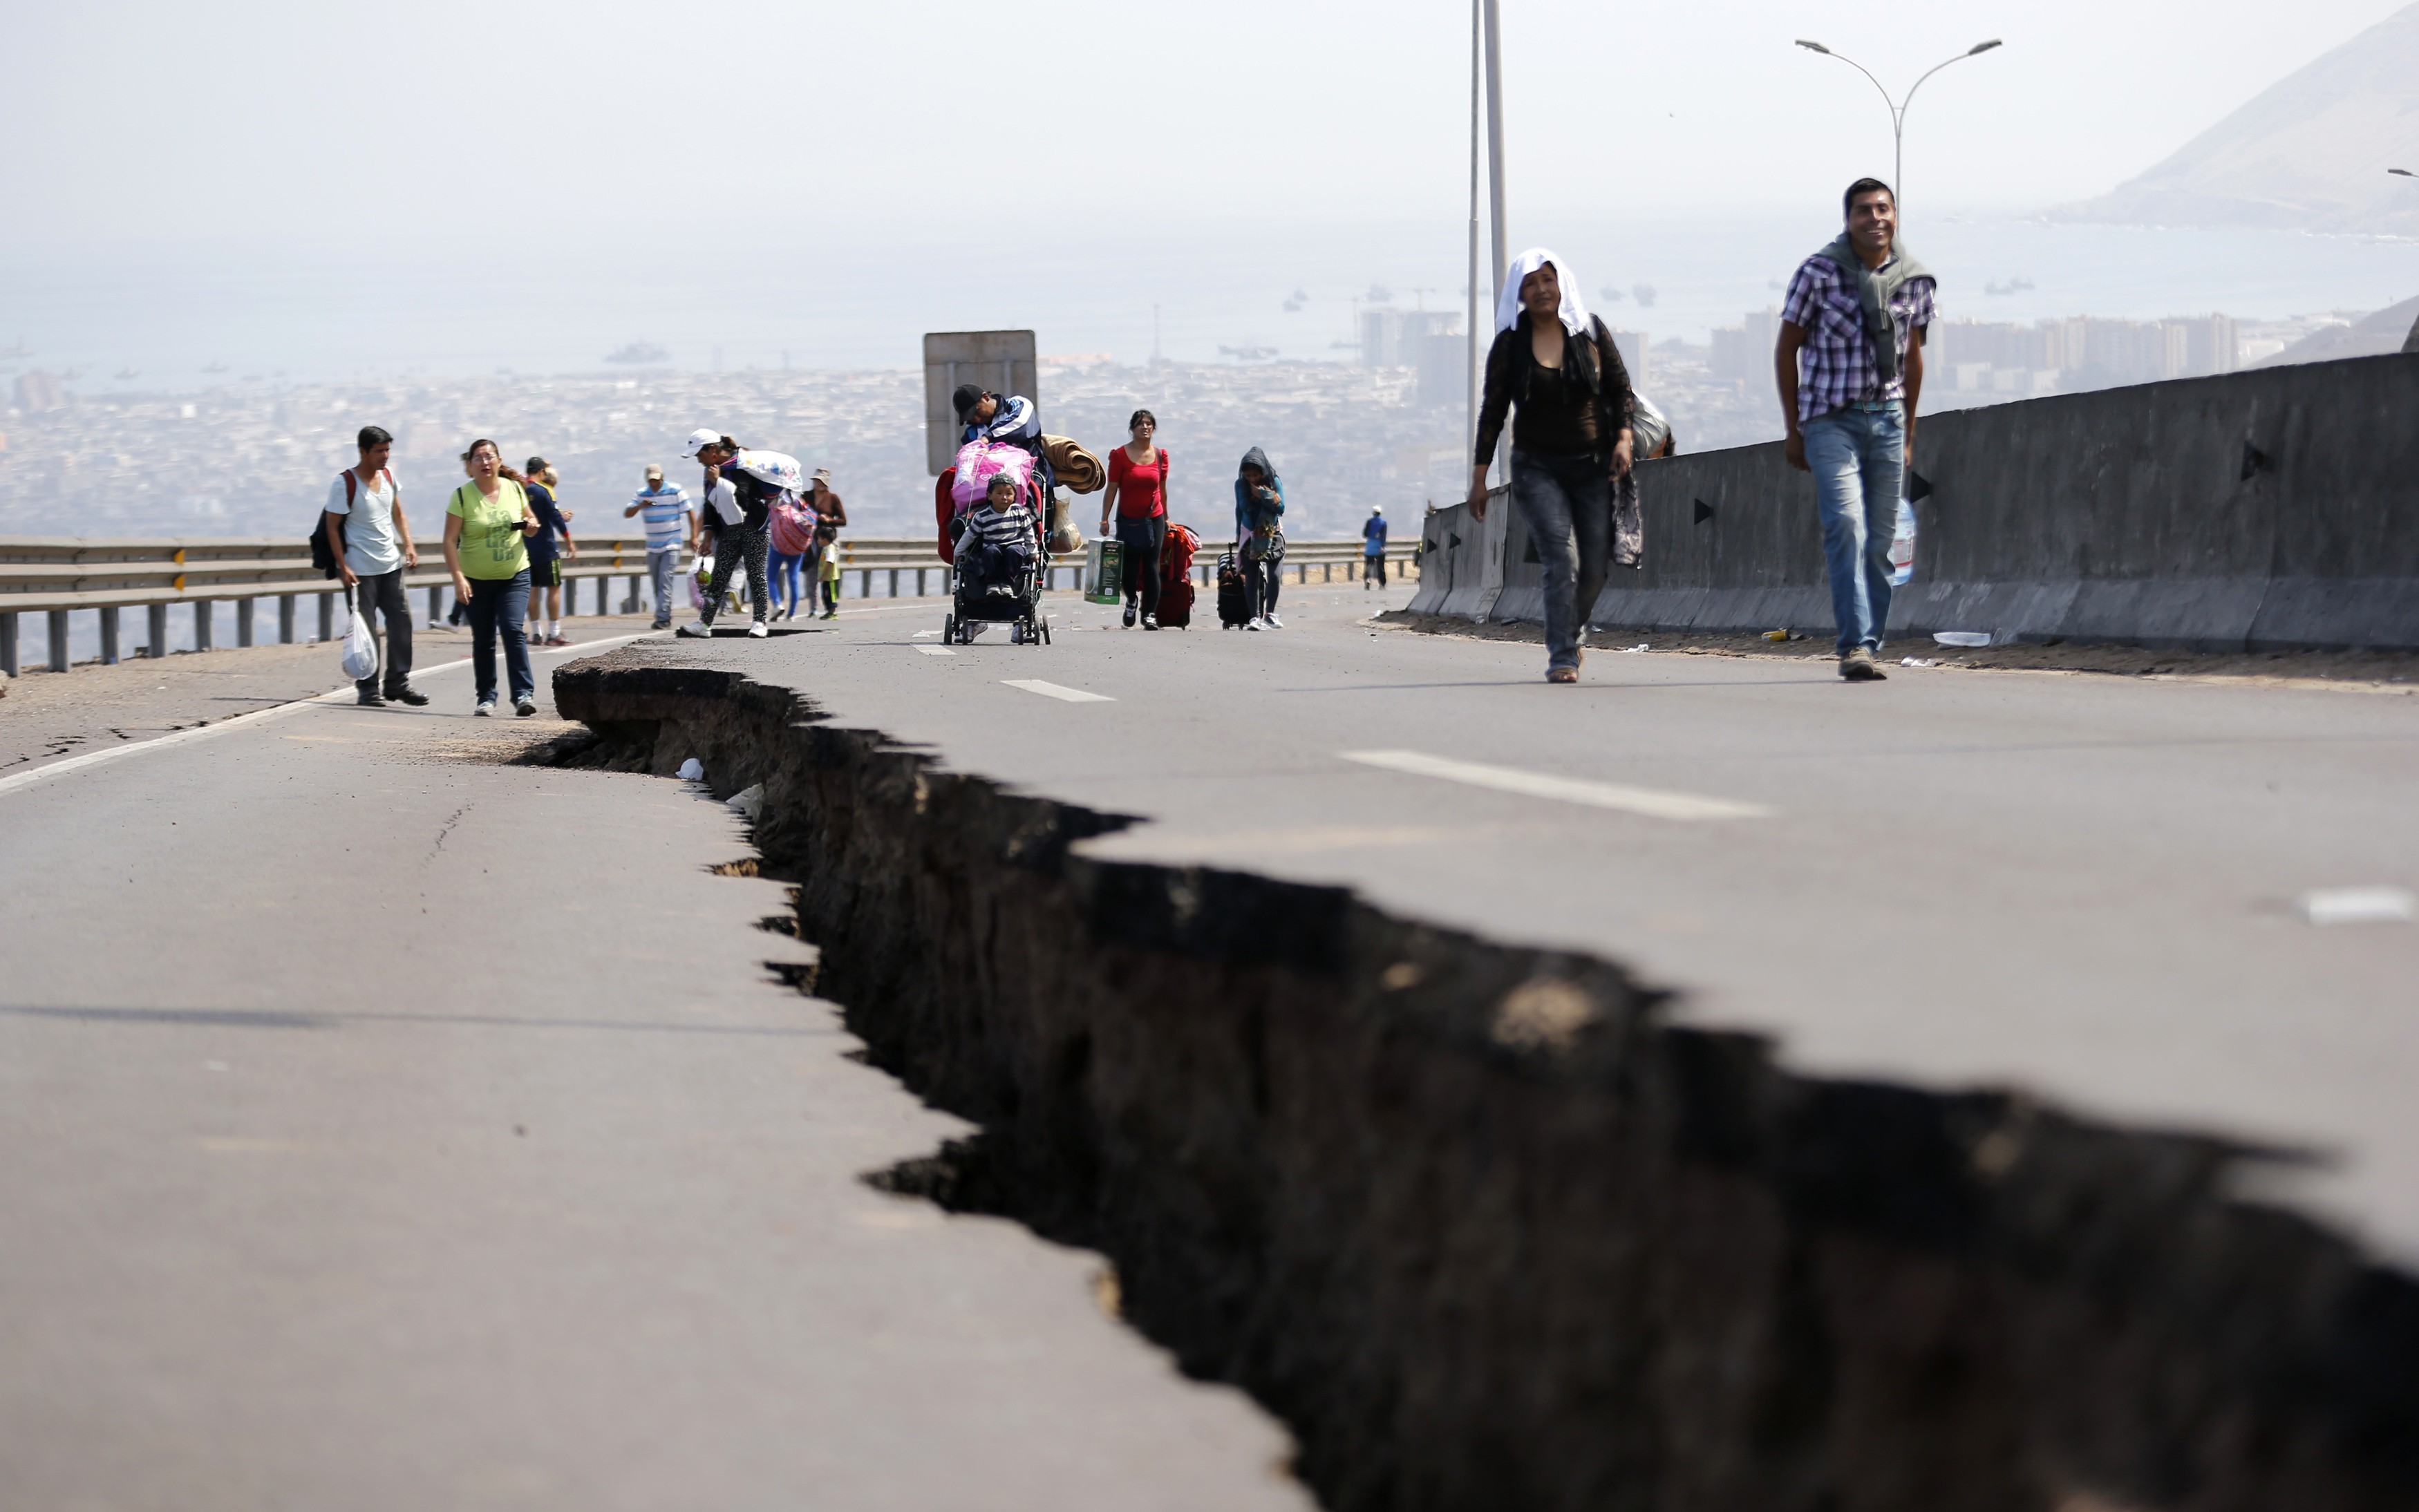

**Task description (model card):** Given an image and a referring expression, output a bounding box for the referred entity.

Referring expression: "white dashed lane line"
[1001,679,1115,703]
[914,645,958,656]
[1339,748,1772,822]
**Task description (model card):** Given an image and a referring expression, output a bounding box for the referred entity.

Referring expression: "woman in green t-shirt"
[441,437,543,716]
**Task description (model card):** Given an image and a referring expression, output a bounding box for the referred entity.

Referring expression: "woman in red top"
[1099,409,1169,630]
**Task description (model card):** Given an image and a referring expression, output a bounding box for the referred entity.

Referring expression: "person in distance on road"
[1232,447,1287,630]
[679,429,775,640]
[518,457,579,647]
[1469,248,1635,684]
[440,439,543,717]
[623,463,695,630]
[1100,409,1169,630]
[1362,505,1388,590]
[1776,178,1935,683]
[323,424,427,707]
[810,469,847,619]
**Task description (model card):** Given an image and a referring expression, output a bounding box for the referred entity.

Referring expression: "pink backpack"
[769,494,818,556]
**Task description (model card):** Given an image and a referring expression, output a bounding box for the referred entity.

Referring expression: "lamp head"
[1796,39,1830,53]
[2392,168,2416,178]
[1970,39,2004,54]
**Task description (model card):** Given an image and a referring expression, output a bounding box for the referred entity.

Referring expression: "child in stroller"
[945,471,1051,645]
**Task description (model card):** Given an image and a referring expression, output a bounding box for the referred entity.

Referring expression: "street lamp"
[2391,168,2414,177]
[1796,37,2003,227]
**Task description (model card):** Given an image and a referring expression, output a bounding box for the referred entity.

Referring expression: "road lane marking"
[914,645,957,656]
[1001,679,1115,703]
[1339,749,1772,822]
[0,631,657,800]
[2300,886,2414,925]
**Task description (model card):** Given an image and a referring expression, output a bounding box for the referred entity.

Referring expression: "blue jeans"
[648,547,681,627]
[467,570,534,705]
[770,551,808,614]
[1509,448,1611,672]
[1803,402,1903,655]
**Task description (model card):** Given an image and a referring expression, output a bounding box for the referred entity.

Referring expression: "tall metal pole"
[1483,0,1508,297]
[1467,0,1483,464]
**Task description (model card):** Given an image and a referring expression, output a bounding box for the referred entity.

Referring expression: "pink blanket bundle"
[950,440,1035,509]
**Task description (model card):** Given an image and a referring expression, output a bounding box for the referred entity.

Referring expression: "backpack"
[311,467,393,578]
[769,493,817,556]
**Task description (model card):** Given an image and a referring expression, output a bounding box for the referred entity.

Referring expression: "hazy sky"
[5,1,2413,379]
[10,0,2409,240]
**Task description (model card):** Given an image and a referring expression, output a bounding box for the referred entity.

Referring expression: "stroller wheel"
[1039,616,1051,645]
[943,614,956,644]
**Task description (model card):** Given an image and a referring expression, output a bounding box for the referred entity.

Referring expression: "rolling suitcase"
[1216,550,1251,628]
[1158,521,1200,628]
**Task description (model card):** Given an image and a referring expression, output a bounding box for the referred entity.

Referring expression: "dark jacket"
[1473,313,1635,467]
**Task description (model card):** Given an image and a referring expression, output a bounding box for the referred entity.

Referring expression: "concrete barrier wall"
[1472,353,2419,650]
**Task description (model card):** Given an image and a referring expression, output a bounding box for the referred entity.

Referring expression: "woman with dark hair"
[1232,447,1286,630]
[1099,408,1169,630]
[1469,248,1635,683]
[440,439,543,716]
[677,427,778,639]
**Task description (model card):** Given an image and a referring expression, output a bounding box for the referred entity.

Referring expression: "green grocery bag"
[1085,539,1124,605]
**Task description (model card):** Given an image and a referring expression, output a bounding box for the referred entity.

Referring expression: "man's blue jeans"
[1509,448,1611,672]
[1802,401,1903,655]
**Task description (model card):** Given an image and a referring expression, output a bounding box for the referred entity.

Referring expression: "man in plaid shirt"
[1777,178,1936,681]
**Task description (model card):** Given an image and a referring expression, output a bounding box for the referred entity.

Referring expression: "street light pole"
[2392,171,2418,352]
[1795,38,2002,227]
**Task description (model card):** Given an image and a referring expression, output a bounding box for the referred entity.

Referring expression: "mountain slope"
[2052,3,2419,234]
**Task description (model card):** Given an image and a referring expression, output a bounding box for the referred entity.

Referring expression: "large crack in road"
[552,652,2419,1512]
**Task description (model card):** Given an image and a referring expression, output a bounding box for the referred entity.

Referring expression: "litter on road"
[1339,749,1773,822]
[1934,632,1993,648]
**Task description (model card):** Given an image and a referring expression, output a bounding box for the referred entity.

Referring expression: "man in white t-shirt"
[323,424,426,707]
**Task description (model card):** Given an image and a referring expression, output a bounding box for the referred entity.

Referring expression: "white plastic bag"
[339,605,379,682]
[734,449,804,491]
[1887,498,1917,587]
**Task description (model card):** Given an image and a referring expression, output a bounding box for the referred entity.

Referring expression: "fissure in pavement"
[549,652,2419,1512]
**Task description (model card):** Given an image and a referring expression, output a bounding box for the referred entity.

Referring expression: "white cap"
[681,428,722,459]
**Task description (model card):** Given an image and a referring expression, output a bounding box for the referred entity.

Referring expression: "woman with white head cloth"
[1467,248,1636,683]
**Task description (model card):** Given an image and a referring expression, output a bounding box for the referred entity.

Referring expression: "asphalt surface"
[0,627,1307,1511]
[639,579,2419,1265]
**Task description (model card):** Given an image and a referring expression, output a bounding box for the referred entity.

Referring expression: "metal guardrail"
[0,533,1419,675]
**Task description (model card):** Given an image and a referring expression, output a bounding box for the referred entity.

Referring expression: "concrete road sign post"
[925,331,1037,475]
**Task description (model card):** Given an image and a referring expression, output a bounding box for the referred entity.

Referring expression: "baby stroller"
[943,499,1052,646]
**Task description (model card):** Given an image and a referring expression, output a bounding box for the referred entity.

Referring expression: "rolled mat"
[1042,435,1106,494]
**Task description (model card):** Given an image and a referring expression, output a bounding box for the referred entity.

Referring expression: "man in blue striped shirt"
[623,464,696,630]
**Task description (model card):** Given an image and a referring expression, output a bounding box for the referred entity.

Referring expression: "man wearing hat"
[624,462,696,630]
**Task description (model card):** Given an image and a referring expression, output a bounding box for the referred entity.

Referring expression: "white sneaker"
[747,621,769,639]
[1246,617,1264,632]
[474,699,495,717]
[1264,612,1284,629]
[677,621,713,638]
